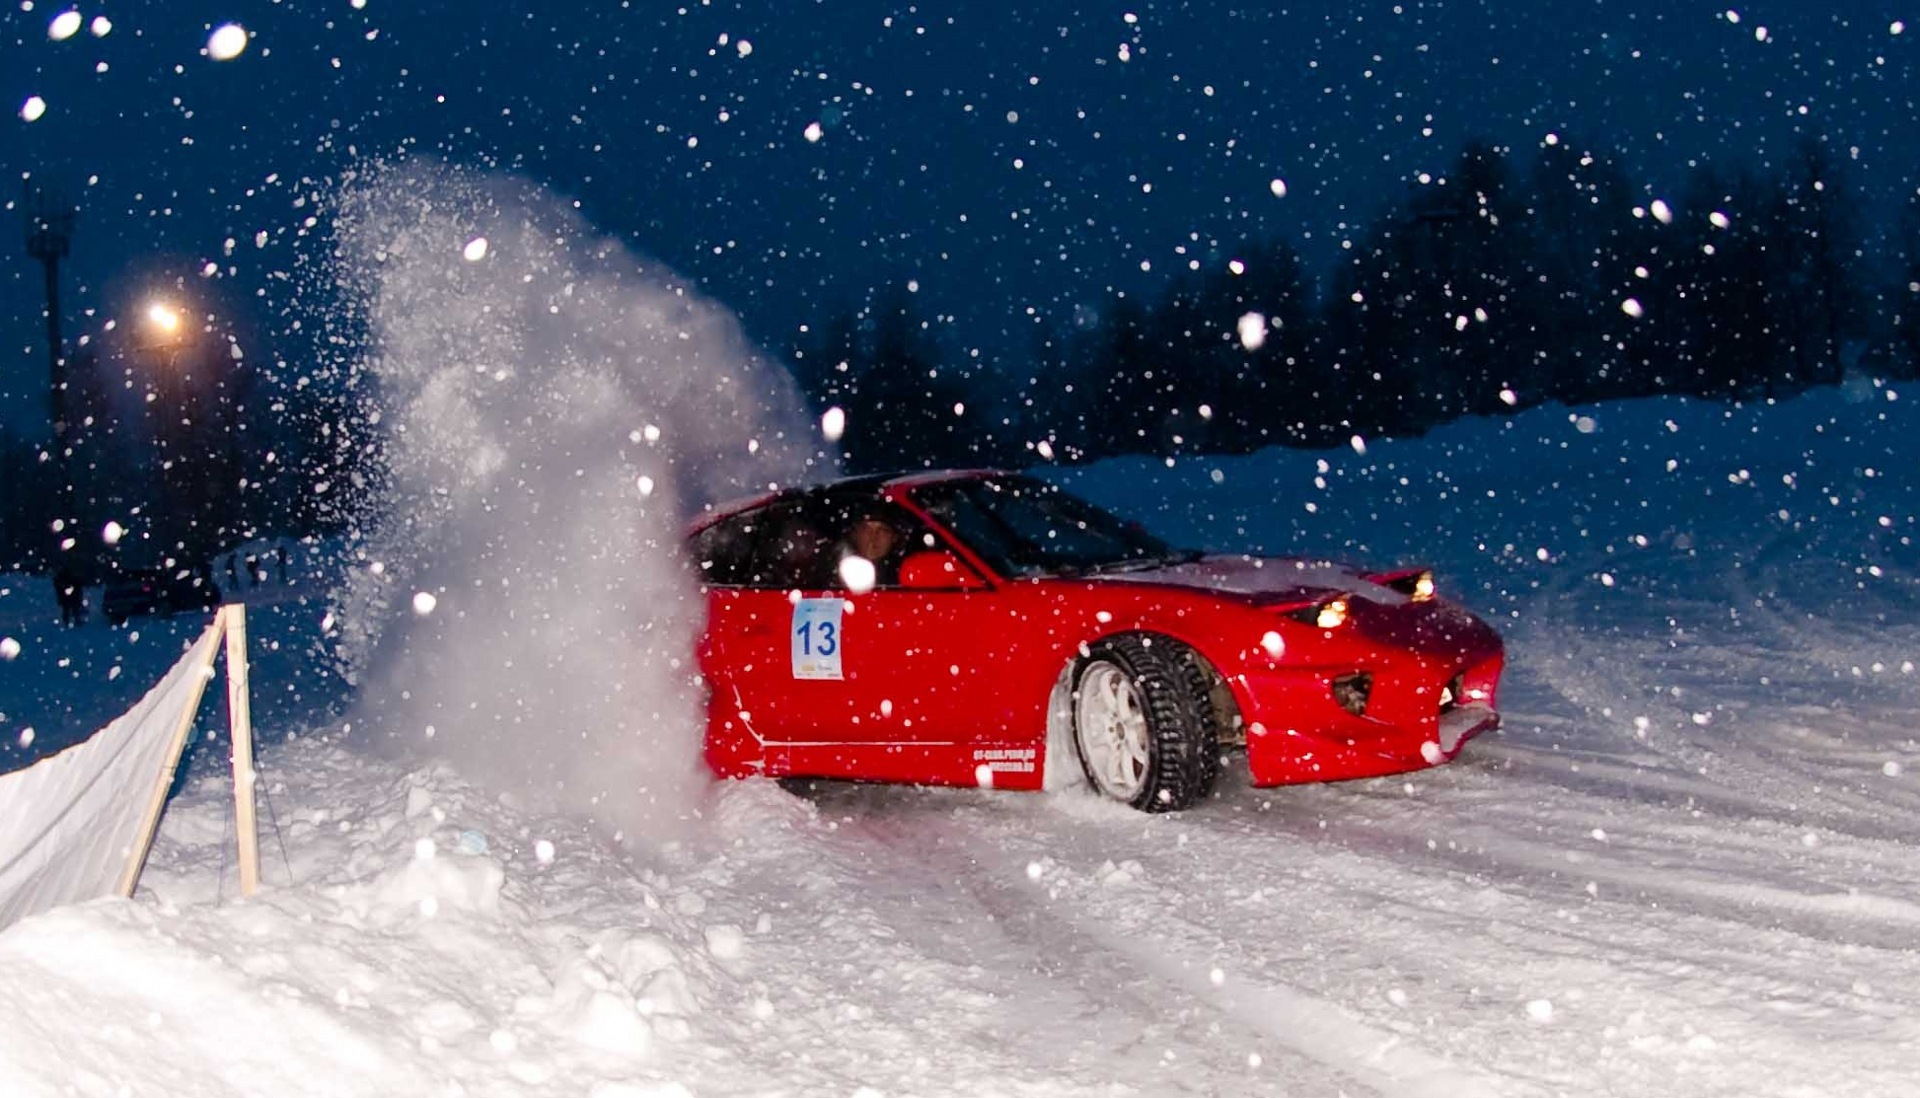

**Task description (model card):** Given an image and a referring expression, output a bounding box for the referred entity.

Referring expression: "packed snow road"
[4,387,1917,1097]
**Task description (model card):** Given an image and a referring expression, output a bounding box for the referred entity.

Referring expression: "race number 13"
[791,598,844,680]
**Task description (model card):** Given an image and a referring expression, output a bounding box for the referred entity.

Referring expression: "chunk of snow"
[463,237,489,261]
[838,556,877,595]
[1526,999,1555,1022]
[821,406,846,441]
[704,925,744,960]
[803,121,824,143]
[20,96,47,123]
[207,23,250,61]
[1269,178,1287,199]
[1236,312,1268,351]
[49,11,82,40]
[0,637,20,662]
[1621,298,1644,318]
[412,591,438,615]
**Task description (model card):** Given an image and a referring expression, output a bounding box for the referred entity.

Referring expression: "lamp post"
[23,184,77,563]
[139,301,190,561]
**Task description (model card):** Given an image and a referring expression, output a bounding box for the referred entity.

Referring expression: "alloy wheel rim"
[1075,661,1151,800]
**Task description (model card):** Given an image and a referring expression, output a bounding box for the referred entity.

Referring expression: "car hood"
[1085,555,1411,607]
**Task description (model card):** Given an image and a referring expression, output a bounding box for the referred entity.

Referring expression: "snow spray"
[317,160,821,843]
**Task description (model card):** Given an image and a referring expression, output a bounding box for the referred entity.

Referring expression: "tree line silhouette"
[6,133,1916,576]
[793,135,1912,473]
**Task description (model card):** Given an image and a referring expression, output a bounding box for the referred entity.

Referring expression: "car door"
[692,500,831,773]
[819,496,1047,784]
[698,491,1045,785]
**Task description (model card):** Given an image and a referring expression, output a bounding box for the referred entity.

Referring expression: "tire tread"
[1074,633,1221,812]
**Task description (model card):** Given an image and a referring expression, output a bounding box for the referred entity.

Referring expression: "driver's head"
[848,515,899,561]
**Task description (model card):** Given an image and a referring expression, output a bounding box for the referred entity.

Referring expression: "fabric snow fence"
[0,606,258,931]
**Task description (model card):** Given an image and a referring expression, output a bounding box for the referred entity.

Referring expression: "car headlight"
[1287,597,1349,629]
[1369,568,1436,602]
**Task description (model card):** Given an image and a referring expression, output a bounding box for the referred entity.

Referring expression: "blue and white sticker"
[791,598,844,680]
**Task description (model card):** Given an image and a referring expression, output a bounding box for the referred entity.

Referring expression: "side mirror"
[898,550,987,591]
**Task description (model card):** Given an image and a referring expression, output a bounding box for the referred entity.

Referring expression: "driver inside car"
[837,512,904,591]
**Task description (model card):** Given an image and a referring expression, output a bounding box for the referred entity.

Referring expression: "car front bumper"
[1233,653,1503,786]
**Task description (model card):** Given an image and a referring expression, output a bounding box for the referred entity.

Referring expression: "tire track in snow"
[1509,544,1920,840]
[842,795,1518,1098]
[682,783,1331,1097]
[1197,762,1920,955]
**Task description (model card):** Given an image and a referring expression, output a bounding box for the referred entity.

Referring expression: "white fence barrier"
[0,606,258,931]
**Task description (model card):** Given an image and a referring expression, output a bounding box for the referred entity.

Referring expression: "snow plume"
[320,160,820,844]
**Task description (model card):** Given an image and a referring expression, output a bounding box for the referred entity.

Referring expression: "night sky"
[3,0,1914,433]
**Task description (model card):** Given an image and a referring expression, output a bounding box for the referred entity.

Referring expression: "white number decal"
[791,598,844,680]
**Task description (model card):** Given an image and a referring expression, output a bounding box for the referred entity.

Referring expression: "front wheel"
[1071,635,1219,812]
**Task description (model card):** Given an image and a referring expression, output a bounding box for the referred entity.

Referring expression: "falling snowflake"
[207,23,249,61]
[1236,312,1268,351]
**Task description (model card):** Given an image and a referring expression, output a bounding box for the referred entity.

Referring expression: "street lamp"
[138,299,193,563]
[145,301,182,337]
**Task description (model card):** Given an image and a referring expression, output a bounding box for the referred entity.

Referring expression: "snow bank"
[0,736,741,1097]
[316,161,824,843]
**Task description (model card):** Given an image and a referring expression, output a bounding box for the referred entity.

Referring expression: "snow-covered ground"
[3,382,1919,1097]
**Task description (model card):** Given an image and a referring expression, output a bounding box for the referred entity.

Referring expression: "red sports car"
[689,471,1503,812]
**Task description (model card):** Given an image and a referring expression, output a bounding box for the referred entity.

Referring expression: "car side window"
[813,494,940,591]
[692,495,953,590]
[746,502,837,589]
[688,511,760,587]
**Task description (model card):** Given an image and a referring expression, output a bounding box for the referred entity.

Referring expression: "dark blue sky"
[4,0,1914,432]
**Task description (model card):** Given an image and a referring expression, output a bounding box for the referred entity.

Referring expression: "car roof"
[689,468,1008,534]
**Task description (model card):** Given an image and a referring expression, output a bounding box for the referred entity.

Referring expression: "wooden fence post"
[223,604,260,897]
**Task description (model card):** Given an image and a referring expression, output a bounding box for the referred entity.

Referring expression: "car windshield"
[912,476,1197,579]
